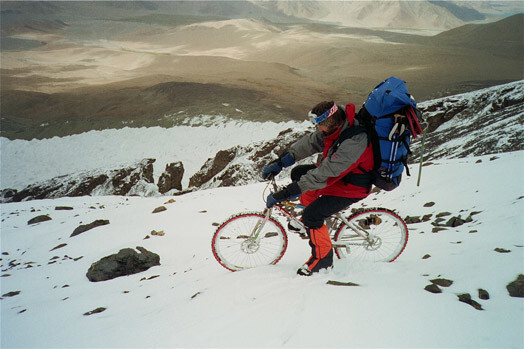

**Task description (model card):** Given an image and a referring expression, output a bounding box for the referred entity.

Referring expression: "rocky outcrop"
[157,162,184,193]
[86,247,160,282]
[413,80,524,161]
[4,159,156,202]
[188,128,305,190]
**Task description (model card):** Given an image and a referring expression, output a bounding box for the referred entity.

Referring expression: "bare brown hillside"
[1,9,522,140]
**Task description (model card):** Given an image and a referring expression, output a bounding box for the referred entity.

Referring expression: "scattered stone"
[212,222,220,226]
[446,216,466,227]
[50,243,67,251]
[164,198,176,204]
[494,248,511,253]
[327,280,360,286]
[151,230,165,236]
[424,284,442,294]
[475,159,482,164]
[152,206,167,214]
[422,214,433,222]
[70,219,110,237]
[28,215,52,225]
[432,218,446,226]
[18,309,27,314]
[458,293,483,310]
[422,254,431,259]
[436,212,452,218]
[55,206,74,211]
[478,289,490,300]
[469,230,478,234]
[191,292,201,299]
[423,202,435,207]
[86,247,160,282]
[431,278,453,287]
[432,227,447,233]
[404,216,422,224]
[489,156,499,161]
[83,307,107,316]
[506,274,524,297]
[2,291,21,297]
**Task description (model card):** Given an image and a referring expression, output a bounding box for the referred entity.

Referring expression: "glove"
[266,182,301,208]
[261,152,295,180]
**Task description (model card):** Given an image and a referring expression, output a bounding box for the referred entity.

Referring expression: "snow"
[1,148,523,348]
[0,117,310,190]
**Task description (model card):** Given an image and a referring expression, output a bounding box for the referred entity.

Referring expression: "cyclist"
[261,101,374,276]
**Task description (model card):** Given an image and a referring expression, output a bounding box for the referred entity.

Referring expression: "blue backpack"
[363,76,424,190]
[337,77,423,191]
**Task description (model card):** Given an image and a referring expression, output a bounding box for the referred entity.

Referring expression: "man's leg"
[299,195,361,275]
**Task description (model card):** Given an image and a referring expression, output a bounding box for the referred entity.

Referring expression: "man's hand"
[261,152,295,180]
[266,182,301,208]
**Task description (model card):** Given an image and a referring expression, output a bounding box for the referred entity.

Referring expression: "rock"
[457,293,483,310]
[152,206,167,214]
[189,149,236,188]
[422,214,433,222]
[83,307,107,316]
[70,219,110,237]
[326,280,360,286]
[423,202,435,207]
[431,278,453,287]
[28,215,52,225]
[157,162,184,193]
[55,206,74,210]
[436,212,452,218]
[424,284,442,294]
[86,247,160,282]
[478,289,490,300]
[7,159,156,202]
[446,216,466,227]
[151,230,165,236]
[2,291,21,297]
[50,243,67,251]
[422,254,431,259]
[506,274,524,297]
[494,248,511,253]
[432,227,447,233]
[405,216,422,224]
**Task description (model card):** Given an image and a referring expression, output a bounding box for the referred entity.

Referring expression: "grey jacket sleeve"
[296,132,368,193]
[287,130,325,162]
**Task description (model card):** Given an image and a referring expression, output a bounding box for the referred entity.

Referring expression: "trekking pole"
[416,119,427,187]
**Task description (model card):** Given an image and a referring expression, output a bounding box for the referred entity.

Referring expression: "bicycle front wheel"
[334,208,408,262]
[212,212,288,271]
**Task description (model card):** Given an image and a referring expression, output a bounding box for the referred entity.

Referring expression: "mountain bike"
[211,179,408,272]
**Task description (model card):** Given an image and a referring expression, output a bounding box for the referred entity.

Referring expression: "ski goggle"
[308,104,338,125]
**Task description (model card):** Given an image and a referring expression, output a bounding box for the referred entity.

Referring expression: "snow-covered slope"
[1,151,523,348]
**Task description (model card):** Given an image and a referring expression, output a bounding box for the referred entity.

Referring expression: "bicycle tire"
[212,212,288,271]
[333,208,408,262]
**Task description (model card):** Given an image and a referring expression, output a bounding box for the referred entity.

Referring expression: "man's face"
[317,122,339,136]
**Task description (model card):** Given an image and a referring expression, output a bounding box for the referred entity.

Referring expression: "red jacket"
[290,104,374,200]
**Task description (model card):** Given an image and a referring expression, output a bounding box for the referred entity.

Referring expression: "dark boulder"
[506,274,524,297]
[86,247,160,282]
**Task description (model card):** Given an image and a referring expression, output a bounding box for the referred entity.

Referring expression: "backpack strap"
[330,125,367,154]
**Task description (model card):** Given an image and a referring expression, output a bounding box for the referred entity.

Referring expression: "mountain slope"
[432,13,524,56]
[1,150,523,348]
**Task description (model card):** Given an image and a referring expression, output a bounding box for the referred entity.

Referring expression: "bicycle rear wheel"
[333,208,408,262]
[212,212,288,271]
